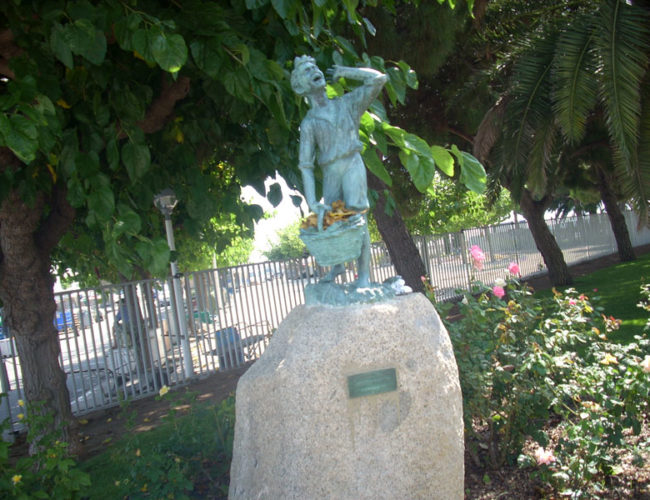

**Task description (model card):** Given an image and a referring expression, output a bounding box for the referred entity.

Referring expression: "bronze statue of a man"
[291,56,387,288]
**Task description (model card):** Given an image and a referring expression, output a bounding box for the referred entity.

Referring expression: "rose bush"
[436,272,650,498]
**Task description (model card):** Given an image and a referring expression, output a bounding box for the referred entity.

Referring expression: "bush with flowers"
[434,249,650,498]
[0,399,91,499]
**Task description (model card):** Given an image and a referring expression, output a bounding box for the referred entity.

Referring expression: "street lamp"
[154,189,194,379]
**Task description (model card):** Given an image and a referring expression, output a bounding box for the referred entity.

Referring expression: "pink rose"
[470,245,485,269]
[492,285,505,299]
[569,298,577,305]
[508,262,520,275]
[470,245,485,261]
[534,447,556,465]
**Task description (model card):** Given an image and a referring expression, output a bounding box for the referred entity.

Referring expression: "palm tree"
[475,0,649,284]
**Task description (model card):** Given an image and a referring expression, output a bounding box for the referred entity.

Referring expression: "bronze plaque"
[347,368,397,399]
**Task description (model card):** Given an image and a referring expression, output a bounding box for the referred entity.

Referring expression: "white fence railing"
[2,210,649,431]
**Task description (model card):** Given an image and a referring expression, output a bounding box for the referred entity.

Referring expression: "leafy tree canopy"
[406,173,512,235]
[263,220,305,261]
[1,0,483,284]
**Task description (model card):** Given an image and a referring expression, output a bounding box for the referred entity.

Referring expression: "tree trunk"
[519,190,573,286]
[595,166,636,261]
[0,188,77,452]
[367,172,426,293]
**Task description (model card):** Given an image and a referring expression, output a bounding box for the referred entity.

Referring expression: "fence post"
[459,229,472,290]
[511,222,521,269]
[578,213,590,259]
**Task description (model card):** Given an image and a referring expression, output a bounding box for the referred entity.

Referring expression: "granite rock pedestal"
[229,293,463,499]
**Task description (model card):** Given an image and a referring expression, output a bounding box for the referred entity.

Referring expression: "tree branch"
[0,29,22,79]
[118,75,191,138]
[35,184,76,256]
[447,127,474,146]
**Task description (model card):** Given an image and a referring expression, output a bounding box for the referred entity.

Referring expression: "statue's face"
[295,60,326,93]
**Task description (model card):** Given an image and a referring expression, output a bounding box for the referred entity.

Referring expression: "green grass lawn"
[80,395,235,499]
[534,252,650,343]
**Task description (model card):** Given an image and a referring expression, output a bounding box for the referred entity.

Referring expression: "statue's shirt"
[298,75,385,171]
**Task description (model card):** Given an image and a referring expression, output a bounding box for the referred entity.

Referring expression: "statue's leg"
[354,224,371,288]
[340,155,371,288]
[320,263,345,283]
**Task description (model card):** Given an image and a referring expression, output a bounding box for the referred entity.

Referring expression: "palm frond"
[504,31,558,187]
[552,14,598,144]
[596,0,650,170]
[628,74,650,228]
[526,116,559,199]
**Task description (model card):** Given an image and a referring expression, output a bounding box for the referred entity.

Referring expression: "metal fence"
[2,210,650,431]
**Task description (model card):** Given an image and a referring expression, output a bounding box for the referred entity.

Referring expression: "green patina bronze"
[347,368,398,399]
[291,56,387,289]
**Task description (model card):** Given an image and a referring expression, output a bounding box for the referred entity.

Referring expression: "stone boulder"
[229,293,463,499]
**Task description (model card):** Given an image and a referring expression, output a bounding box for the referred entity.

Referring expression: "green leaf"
[267,182,282,207]
[458,151,487,194]
[121,142,151,181]
[403,132,431,157]
[69,19,107,65]
[66,176,85,207]
[149,238,172,275]
[35,95,56,117]
[360,111,376,133]
[75,151,100,178]
[0,114,39,164]
[386,67,406,104]
[50,24,73,68]
[113,13,142,50]
[370,127,388,155]
[190,39,223,78]
[342,0,360,22]
[132,29,155,63]
[150,31,188,73]
[113,206,141,238]
[400,150,434,192]
[362,148,392,186]
[290,195,303,207]
[223,68,254,103]
[430,145,454,177]
[271,0,290,18]
[382,123,406,148]
[245,0,269,8]
[87,185,115,222]
[398,61,418,89]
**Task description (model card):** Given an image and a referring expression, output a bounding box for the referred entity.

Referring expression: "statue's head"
[291,55,325,97]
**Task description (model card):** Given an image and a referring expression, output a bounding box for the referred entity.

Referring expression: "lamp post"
[154,189,194,379]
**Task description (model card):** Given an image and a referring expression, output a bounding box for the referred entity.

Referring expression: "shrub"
[436,275,649,498]
[0,399,91,499]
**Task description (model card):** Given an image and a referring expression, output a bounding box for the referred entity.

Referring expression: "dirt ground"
[9,247,650,498]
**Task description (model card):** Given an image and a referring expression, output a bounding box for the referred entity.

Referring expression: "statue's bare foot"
[320,264,345,283]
